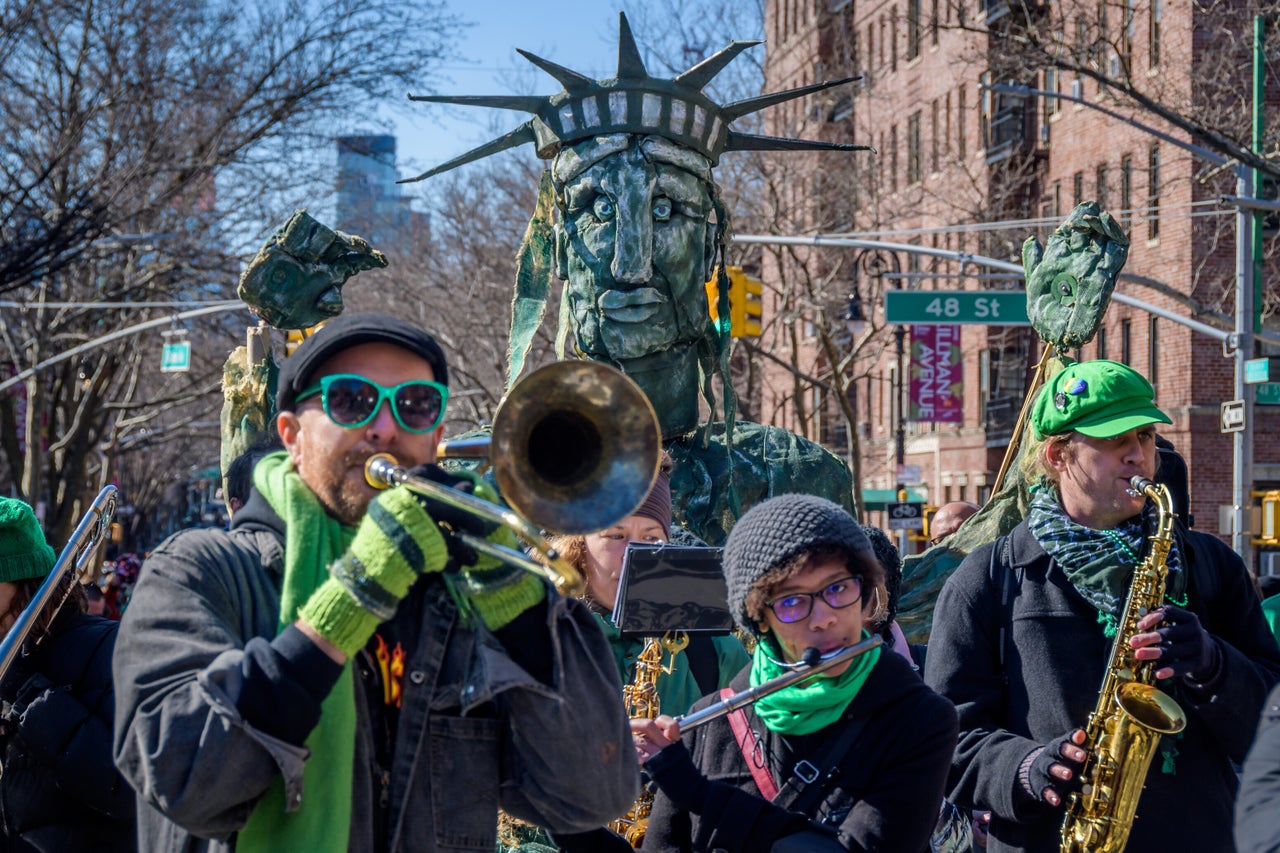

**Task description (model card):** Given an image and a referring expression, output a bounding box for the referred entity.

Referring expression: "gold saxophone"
[1060,476,1188,852]
[609,632,687,847]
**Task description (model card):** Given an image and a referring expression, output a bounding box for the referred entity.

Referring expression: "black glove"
[1019,729,1086,806]
[644,741,710,813]
[404,463,498,571]
[1151,604,1220,681]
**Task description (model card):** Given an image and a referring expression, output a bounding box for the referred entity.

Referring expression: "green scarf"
[238,452,358,852]
[750,632,881,736]
[1027,486,1185,638]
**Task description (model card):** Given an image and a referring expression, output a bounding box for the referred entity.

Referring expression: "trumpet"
[364,361,661,597]
[0,486,118,683]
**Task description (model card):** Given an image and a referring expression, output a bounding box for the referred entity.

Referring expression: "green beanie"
[0,497,56,584]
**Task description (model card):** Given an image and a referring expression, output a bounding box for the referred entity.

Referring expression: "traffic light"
[1259,490,1280,543]
[725,266,763,337]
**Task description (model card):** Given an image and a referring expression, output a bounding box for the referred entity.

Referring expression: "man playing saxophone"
[113,312,636,852]
[926,360,1280,852]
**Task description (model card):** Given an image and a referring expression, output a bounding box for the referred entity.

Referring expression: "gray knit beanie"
[723,494,871,634]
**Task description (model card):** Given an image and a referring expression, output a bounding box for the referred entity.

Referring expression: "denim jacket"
[112,488,637,852]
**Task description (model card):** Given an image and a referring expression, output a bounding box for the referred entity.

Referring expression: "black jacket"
[645,650,958,853]
[1237,681,1280,853]
[0,609,135,852]
[926,518,1280,853]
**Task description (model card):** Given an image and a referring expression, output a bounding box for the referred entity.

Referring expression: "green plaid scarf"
[1026,486,1184,638]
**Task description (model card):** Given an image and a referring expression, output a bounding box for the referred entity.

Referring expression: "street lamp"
[851,248,908,548]
[982,82,1256,560]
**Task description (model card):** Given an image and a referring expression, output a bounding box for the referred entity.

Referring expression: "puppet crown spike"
[405,12,871,179]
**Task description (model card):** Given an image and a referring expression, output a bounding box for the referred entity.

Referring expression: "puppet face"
[555,138,717,366]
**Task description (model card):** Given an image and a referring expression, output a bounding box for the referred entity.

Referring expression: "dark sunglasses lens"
[394,384,443,430]
[325,378,378,425]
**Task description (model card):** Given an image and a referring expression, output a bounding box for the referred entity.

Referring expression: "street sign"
[1258,383,1280,406]
[885,501,925,531]
[884,291,1029,325]
[1222,399,1246,433]
[1245,357,1280,384]
[161,341,191,373]
[896,464,922,484]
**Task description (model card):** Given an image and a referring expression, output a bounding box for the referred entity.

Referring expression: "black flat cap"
[275,311,449,413]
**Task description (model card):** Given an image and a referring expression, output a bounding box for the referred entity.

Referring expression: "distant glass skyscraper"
[335,134,413,248]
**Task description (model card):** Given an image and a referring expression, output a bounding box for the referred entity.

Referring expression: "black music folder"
[611,544,735,637]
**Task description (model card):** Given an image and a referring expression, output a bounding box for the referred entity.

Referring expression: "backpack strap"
[989,534,1015,685]
[722,687,780,801]
[773,713,870,816]
[684,635,720,698]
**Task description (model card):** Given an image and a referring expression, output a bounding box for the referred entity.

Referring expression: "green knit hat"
[0,497,56,584]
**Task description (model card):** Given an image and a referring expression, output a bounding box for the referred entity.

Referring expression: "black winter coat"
[0,609,135,852]
[645,650,958,853]
[926,518,1280,853]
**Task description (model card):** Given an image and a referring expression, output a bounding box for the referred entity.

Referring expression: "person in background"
[635,494,958,852]
[498,456,751,853]
[551,453,750,716]
[83,582,107,617]
[223,437,285,520]
[929,502,980,548]
[0,496,135,851]
[113,312,636,852]
[1237,682,1280,853]
[927,360,1280,852]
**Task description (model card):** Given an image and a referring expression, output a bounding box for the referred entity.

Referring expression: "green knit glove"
[300,487,449,657]
[453,475,546,631]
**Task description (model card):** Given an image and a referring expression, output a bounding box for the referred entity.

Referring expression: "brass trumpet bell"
[445,361,662,536]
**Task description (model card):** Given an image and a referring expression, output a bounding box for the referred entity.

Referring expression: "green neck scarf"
[238,452,358,852]
[749,632,881,736]
[1027,486,1185,638]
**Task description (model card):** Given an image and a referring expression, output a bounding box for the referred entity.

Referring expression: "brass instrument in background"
[609,632,688,846]
[365,361,661,597]
[0,486,118,683]
[1060,476,1187,853]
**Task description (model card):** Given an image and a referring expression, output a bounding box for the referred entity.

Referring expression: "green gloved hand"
[299,486,449,657]
[449,473,546,632]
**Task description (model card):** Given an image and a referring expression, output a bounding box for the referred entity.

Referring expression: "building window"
[908,111,922,184]
[1051,180,1062,219]
[1043,67,1060,119]
[931,0,940,44]
[1121,0,1136,73]
[1147,143,1160,239]
[890,124,899,192]
[868,21,875,68]
[1121,318,1132,365]
[979,72,992,149]
[931,98,940,172]
[1120,154,1133,222]
[1149,316,1159,393]
[1149,0,1161,68]
[1073,171,1084,207]
[1096,163,1108,209]
[891,15,899,71]
[1097,325,1108,360]
[908,0,921,60]
[879,17,886,67]
[958,85,967,160]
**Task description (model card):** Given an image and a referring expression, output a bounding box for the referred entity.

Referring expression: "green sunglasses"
[296,373,449,434]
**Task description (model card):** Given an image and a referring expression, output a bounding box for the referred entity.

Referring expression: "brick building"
[755,1,1280,565]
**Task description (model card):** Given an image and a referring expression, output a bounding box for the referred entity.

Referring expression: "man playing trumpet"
[113,312,637,852]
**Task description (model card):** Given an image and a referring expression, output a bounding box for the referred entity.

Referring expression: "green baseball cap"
[1031,360,1171,440]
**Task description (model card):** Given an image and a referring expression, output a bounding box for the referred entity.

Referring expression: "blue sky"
[386,2,630,182]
